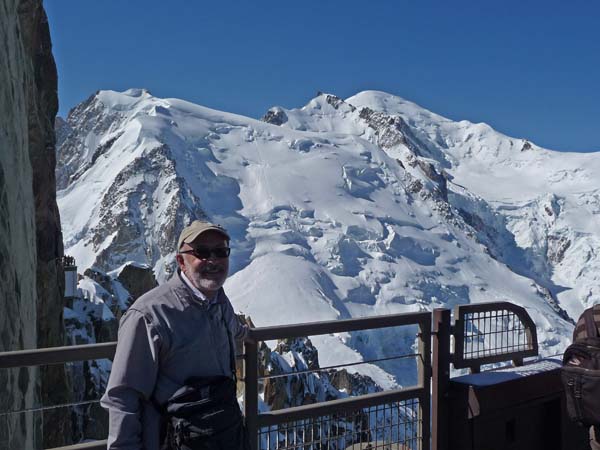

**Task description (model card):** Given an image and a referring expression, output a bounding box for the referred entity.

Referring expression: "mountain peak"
[302,92,355,113]
[56,88,600,372]
[122,87,152,97]
[347,90,448,124]
[93,88,155,112]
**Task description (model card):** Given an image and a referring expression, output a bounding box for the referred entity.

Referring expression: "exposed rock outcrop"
[55,92,124,190]
[116,263,158,303]
[261,107,288,125]
[262,336,381,411]
[0,0,68,447]
[0,2,40,447]
[359,107,416,153]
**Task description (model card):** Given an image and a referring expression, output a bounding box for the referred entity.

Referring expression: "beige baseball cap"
[177,220,230,250]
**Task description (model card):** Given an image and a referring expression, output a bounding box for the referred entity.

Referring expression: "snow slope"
[57,88,597,385]
[345,90,600,322]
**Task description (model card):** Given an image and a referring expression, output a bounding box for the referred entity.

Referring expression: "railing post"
[418,316,431,450]
[432,308,451,450]
[244,337,259,450]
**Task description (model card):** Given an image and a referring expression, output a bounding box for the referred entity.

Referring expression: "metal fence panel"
[246,312,432,450]
[452,302,538,371]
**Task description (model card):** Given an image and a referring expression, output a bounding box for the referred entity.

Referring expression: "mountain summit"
[57,89,600,376]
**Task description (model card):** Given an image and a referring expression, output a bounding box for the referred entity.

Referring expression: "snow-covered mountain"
[56,88,599,385]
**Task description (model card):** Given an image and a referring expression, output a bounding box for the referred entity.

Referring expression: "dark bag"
[562,306,600,426]
[161,375,250,450]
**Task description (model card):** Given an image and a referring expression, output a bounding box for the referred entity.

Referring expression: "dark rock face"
[1,1,43,448]
[54,116,72,147]
[21,1,71,446]
[359,107,412,152]
[0,0,69,447]
[275,337,320,371]
[416,159,448,201]
[116,264,158,303]
[261,107,288,125]
[90,145,191,274]
[547,235,571,265]
[259,335,377,448]
[55,92,124,190]
[262,336,380,411]
[325,94,355,111]
[328,368,381,396]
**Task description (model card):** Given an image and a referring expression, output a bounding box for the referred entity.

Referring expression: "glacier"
[57,88,600,386]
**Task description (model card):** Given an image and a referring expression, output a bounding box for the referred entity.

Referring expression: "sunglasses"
[179,247,231,259]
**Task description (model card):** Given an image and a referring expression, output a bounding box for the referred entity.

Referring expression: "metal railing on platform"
[0,342,116,369]
[0,302,545,450]
[245,312,432,450]
[0,343,115,450]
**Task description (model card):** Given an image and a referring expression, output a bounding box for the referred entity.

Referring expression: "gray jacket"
[100,272,246,450]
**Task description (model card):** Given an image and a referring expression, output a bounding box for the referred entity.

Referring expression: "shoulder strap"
[583,308,599,338]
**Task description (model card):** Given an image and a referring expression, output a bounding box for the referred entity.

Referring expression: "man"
[101,220,247,449]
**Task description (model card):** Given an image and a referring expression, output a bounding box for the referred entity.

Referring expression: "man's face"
[176,230,230,297]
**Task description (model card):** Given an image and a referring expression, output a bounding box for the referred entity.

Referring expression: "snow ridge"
[57,89,600,384]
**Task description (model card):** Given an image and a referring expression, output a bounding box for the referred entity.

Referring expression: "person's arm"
[100,309,163,449]
[222,297,249,341]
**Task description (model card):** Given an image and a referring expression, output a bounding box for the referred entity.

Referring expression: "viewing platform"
[0,302,588,450]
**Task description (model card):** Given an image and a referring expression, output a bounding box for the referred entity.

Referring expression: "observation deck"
[0,302,587,450]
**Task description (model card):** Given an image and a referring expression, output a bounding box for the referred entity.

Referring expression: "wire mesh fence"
[452,302,537,370]
[246,312,431,450]
[258,398,421,450]
[462,309,528,359]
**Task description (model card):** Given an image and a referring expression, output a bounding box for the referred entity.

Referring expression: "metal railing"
[0,343,115,450]
[244,312,432,450]
[0,301,543,450]
[0,342,116,369]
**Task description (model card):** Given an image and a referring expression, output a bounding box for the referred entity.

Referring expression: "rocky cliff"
[0,0,67,448]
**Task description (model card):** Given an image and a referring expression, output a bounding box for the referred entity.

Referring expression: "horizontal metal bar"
[0,345,245,370]
[0,343,116,369]
[455,301,524,314]
[0,313,427,369]
[257,385,424,427]
[1,399,100,417]
[455,348,538,370]
[248,312,430,342]
[46,440,107,450]
[259,353,420,381]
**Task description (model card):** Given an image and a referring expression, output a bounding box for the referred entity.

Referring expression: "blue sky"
[46,1,600,152]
